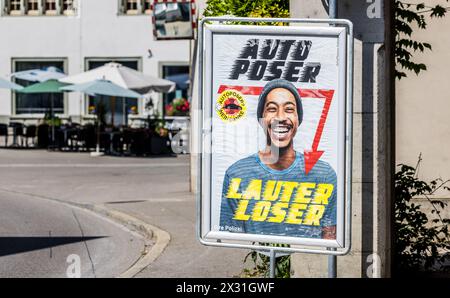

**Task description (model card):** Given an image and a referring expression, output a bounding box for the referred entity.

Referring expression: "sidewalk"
[101,153,249,277]
[109,190,248,277]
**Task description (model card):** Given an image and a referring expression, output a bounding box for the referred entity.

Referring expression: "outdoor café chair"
[65,123,81,151]
[24,125,37,148]
[0,124,8,148]
[78,124,96,152]
[9,122,24,147]
[37,124,50,149]
[121,127,134,155]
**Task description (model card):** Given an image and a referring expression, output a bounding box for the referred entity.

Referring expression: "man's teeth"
[272,126,290,133]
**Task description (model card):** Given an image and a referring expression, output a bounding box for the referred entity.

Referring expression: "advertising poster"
[200,24,349,248]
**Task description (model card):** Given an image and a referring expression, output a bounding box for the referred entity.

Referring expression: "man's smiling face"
[262,88,299,149]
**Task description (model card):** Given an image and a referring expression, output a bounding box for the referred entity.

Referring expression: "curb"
[0,187,171,278]
[89,205,171,278]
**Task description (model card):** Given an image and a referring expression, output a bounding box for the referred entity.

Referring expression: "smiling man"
[219,79,337,240]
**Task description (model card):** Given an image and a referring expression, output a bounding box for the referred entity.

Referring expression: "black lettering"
[260,39,280,60]
[283,61,304,82]
[291,40,312,61]
[239,39,259,59]
[248,60,267,80]
[276,40,295,60]
[229,59,250,79]
[230,39,322,81]
[264,61,285,81]
[300,63,321,83]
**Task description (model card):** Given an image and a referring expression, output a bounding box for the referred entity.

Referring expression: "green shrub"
[241,243,290,278]
[394,157,450,275]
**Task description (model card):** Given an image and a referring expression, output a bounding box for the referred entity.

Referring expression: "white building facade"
[0,0,198,125]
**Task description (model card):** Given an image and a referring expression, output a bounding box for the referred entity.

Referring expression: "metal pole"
[328,0,338,278]
[111,96,115,127]
[269,249,276,278]
[122,97,126,126]
[96,96,102,153]
[51,94,55,147]
[329,0,337,18]
[328,247,337,277]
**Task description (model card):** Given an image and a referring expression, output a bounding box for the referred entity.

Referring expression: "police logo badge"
[216,89,247,122]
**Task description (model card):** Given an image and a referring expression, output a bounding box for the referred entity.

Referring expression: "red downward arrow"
[304,90,334,175]
[304,150,325,175]
[216,86,335,175]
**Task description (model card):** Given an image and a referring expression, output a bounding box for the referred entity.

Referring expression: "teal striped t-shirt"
[219,152,337,239]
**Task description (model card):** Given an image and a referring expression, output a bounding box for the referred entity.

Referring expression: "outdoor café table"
[100,130,122,155]
[60,125,79,150]
[8,122,22,148]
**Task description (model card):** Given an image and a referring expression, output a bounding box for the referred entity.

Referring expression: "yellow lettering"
[267,202,288,223]
[233,200,251,221]
[242,179,262,200]
[280,181,299,202]
[294,182,316,203]
[263,180,283,201]
[303,205,325,226]
[226,178,242,199]
[313,183,334,205]
[285,203,307,224]
[251,201,271,222]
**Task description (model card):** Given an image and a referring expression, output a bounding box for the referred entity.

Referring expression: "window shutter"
[4,0,11,15]
[118,0,126,14]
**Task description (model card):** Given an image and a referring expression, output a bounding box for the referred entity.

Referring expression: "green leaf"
[395,0,449,79]
[394,156,450,274]
[430,5,447,18]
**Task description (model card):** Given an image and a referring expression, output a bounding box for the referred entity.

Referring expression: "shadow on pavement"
[0,236,106,257]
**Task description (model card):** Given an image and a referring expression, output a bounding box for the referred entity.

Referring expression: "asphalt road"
[0,189,144,278]
[0,149,248,277]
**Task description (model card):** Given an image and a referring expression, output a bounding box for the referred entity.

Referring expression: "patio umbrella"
[18,79,70,145]
[0,77,23,90]
[60,79,142,98]
[19,79,69,94]
[165,73,190,90]
[61,64,159,125]
[10,66,66,83]
[60,79,142,156]
[59,62,175,94]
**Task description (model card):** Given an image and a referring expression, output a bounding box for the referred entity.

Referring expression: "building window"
[26,0,39,15]
[162,64,190,117]
[62,0,75,15]
[125,0,138,15]
[44,0,57,15]
[3,0,77,16]
[86,59,140,126]
[143,0,151,14]
[120,0,152,15]
[8,0,23,15]
[13,60,65,115]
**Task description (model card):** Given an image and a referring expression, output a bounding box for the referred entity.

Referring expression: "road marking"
[72,210,97,278]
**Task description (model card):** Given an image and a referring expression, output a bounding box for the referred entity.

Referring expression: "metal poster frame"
[197,17,353,256]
